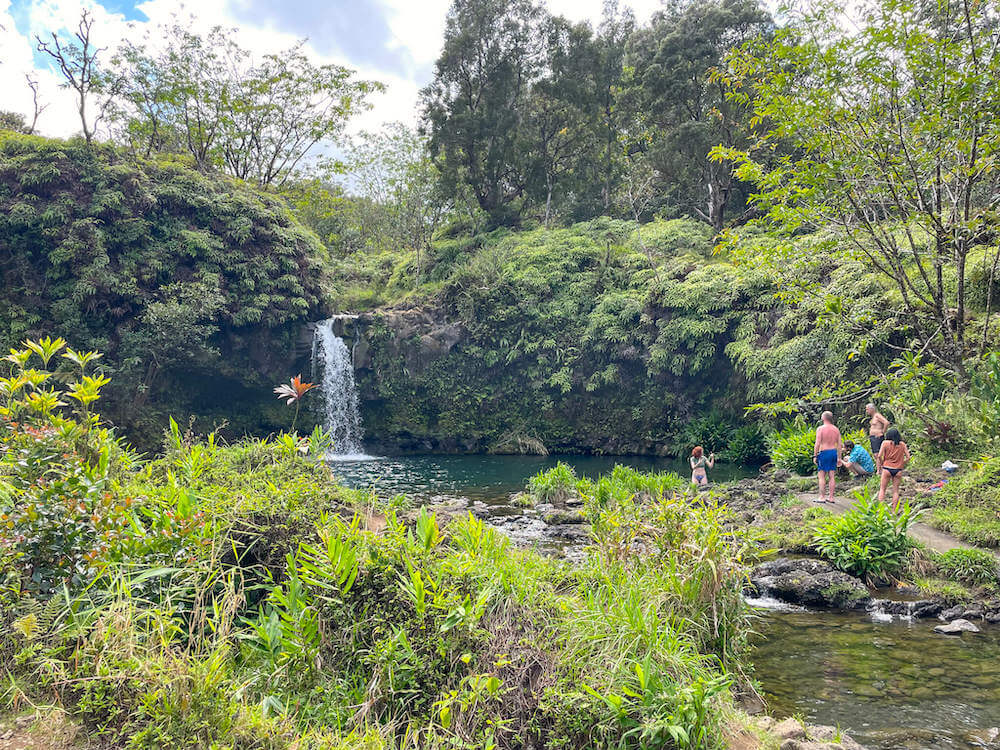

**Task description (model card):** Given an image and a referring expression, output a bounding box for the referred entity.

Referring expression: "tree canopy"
[714,0,1000,378]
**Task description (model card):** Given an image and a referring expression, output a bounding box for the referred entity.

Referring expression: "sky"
[0,0,664,139]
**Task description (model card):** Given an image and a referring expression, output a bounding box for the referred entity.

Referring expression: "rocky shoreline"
[747,555,1000,633]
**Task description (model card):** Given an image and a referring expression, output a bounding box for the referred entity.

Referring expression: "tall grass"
[1,344,755,748]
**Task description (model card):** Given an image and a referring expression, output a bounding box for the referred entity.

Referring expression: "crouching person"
[842,440,875,477]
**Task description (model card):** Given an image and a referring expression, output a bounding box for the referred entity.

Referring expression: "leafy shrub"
[528,462,578,503]
[2,339,119,593]
[768,421,818,475]
[726,423,770,465]
[679,412,732,456]
[935,548,1000,589]
[768,420,865,475]
[813,494,918,582]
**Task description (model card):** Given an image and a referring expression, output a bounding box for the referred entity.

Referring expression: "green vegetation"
[813,494,918,583]
[527,464,687,507]
[913,578,976,606]
[767,422,865,476]
[0,132,328,448]
[353,218,888,454]
[924,458,1000,547]
[1,340,758,748]
[933,548,1000,591]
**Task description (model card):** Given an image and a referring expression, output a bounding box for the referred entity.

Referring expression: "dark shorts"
[817,449,838,472]
[870,435,885,456]
[883,466,902,477]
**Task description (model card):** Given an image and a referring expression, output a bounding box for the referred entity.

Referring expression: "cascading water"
[311,318,368,459]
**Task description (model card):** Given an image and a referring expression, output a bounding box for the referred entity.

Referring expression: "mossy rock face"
[819,582,871,608]
[0,132,328,448]
[351,221,786,455]
[750,557,871,609]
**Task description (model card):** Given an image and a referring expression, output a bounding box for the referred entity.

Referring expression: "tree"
[36,9,118,144]
[345,123,448,281]
[0,112,30,134]
[114,25,381,186]
[422,0,543,226]
[715,0,1000,379]
[626,0,773,230]
[527,16,602,226]
[593,0,636,214]
[113,26,229,160]
[24,75,47,134]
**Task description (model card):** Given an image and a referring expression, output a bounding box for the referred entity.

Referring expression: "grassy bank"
[0,340,761,749]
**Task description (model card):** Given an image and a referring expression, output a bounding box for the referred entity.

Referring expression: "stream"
[751,605,1000,749]
[326,454,1000,748]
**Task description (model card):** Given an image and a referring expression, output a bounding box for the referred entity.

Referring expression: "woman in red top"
[877,427,911,511]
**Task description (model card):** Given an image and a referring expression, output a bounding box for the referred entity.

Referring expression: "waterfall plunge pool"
[324,453,757,506]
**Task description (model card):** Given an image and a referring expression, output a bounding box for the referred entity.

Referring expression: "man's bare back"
[816,423,841,451]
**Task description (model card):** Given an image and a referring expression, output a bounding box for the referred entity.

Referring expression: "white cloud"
[1,0,665,139]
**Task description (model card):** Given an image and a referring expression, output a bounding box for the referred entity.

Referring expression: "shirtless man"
[813,411,843,504]
[866,403,890,457]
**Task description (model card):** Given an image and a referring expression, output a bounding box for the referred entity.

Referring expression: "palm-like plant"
[274,375,317,433]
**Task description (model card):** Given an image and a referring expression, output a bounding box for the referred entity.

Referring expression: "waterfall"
[311,318,368,459]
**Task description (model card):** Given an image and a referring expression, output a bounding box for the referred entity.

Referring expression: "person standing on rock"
[866,402,890,457]
[813,411,842,504]
[877,427,911,511]
[690,446,715,486]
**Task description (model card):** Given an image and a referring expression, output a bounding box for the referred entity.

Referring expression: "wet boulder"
[940,605,966,621]
[934,618,981,635]
[757,717,866,750]
[749,557,871,609]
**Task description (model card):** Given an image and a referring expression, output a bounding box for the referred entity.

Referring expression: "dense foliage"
[420,0,774,228]
[0,341,756,748]
[717,0,1000,377]
[0,132,328,447]
[355,220,774,453]
[813,493,918,583]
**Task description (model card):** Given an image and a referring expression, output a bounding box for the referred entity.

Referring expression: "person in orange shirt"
[876,427,911,511]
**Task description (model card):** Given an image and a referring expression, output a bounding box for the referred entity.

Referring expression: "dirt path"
[793,489,986,555]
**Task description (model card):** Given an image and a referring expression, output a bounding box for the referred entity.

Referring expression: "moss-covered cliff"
[0,132,328,447]
[346,220,894,456]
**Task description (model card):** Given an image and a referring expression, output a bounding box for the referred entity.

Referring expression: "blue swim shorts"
[817,448,838,472]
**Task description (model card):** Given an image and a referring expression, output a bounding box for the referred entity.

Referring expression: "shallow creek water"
[327,454,1000,748]
[751,606,1000,749]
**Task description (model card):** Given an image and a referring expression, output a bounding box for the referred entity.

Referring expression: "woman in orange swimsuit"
[876,427,911,511]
